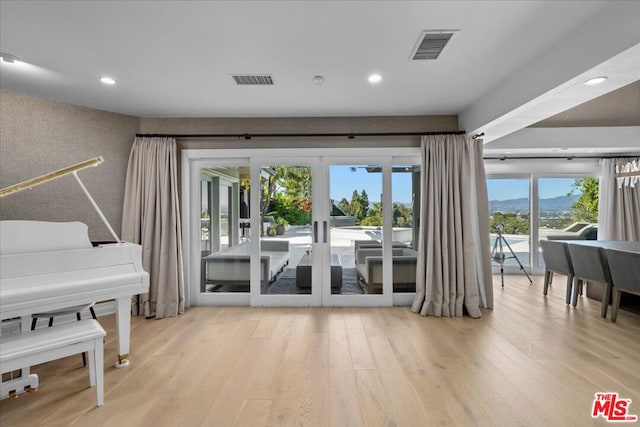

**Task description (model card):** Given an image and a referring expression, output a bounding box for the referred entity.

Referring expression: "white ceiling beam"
[484,126,640,153]
[461,2,640,143]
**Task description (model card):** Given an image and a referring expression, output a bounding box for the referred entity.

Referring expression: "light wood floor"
[1,275,639,427]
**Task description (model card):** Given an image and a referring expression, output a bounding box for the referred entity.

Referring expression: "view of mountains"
[489,194,580,214]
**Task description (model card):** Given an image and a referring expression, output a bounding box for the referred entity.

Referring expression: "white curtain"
[121,137,185,318]
[598,158,640,241]
[411,134,493,318]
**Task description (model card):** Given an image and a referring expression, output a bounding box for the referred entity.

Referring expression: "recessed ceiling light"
[368,73,382,84]
[100,76,116,85]
[583,76,607,86]
[0,52,22,64]
[313,75,324,85]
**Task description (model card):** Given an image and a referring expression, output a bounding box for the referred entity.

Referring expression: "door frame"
[182,147,420,307]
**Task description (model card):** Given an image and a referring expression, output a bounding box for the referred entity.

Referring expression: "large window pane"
[391,164,419,293]
[332,164,381,295]
[488,178,530,268]
[260,165,311,295]
[201,180,211,253]
[538,177,599,265]
[200,166,250,293]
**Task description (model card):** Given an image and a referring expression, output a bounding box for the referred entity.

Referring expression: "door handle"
[323,221,328,243]
[313,221,318,243]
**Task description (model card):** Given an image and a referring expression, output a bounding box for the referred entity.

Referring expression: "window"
[537,177,599,265]
[200,166,249,293]
[487,178,530,269]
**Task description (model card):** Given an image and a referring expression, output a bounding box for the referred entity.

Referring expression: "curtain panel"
[411,134,493,318]
[121,137,185,318]
[599,158,640,241]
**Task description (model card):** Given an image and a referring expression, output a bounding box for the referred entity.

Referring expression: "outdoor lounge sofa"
[353,240,411,263]
[545,222,598,240]
[355,247,417,294]
[201,240,289,288]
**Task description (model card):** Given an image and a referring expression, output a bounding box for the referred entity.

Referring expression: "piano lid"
[0,157,121,243]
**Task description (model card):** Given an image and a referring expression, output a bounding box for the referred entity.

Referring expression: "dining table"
[558,239,640,310]
[559,240,640,252]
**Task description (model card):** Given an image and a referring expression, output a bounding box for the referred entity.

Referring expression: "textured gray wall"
[0,90,140,241]
[140,115,459,149]
[0,90,457,242]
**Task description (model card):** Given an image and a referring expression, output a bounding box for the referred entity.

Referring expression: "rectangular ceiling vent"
[232,74,275,85]
[410,30,457,60]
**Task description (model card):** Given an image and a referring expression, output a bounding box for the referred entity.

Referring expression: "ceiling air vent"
[410,30,457,60]
[232,74,275,85]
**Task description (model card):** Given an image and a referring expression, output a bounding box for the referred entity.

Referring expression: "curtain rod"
[135,130,466,139]
[484,154,640,160]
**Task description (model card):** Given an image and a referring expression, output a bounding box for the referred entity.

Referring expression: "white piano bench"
[0,319,106,406]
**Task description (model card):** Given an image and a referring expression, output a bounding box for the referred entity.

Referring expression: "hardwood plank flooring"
[1,275,639,426]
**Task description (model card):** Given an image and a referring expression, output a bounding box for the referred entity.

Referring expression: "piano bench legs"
[1,319,106,406]
[31,306,99,367]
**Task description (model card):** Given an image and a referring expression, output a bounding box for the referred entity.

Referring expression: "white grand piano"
[0,220,149,399]
[0,158,149,400]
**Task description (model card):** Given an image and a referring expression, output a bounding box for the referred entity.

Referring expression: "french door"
[183,148,420,307]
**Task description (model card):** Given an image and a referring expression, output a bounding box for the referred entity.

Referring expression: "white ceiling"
[1,1,639,148]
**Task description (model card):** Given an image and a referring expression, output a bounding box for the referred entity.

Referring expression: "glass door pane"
[200,165,250,294]
[328,164,383,296]
[487,178,531,270]
[201,180,212,254]
[259,165,314,296]
[538,177,599,265]
[391,164,419,293]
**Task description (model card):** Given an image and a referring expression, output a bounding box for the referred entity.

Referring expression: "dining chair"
[567,244,612,318]
[604,249,640,323]
[539,240,576,305]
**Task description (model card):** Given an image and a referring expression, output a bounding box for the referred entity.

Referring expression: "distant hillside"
[489,194,580,214]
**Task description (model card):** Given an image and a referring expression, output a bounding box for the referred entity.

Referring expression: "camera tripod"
[491,223,532,287]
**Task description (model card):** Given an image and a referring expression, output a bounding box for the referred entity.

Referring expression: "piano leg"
[114,296,131,368]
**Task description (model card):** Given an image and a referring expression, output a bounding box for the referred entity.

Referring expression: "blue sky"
[330,165,413,204]
[330,171,583,204]
[487,178,581,201]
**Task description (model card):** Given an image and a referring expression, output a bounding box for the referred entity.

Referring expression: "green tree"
[337,198,350,216]
[359,190,370,219]
[393,203,413,227]
[490,212,529,235]
[360,202,382,226]
[568,178,599,223]
[280,166,312,201]
[260,166,313,227]
[350,190,365,222]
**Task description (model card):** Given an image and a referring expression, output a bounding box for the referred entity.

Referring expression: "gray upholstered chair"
[567,244,612,318]
[605,249,640,323]
[539,240,576,305]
